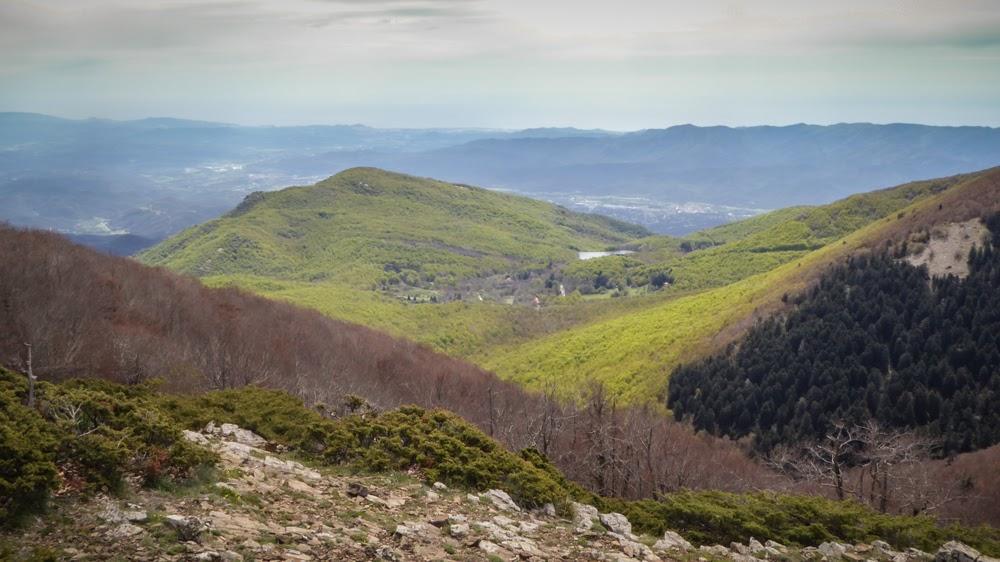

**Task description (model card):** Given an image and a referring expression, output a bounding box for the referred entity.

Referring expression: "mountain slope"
[479,168,1000,403]
[139,167,647,286]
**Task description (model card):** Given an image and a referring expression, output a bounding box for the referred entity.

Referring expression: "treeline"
[668,214,1000,456]
[0,224,771,501]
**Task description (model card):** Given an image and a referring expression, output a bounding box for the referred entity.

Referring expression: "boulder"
[818,542,848,559]
[182,430,211,446]
[572,502,600,533]
[449,523,469,538]
[935,542,994,562]
[164,514,206,541]
[218,423,268,448]
[600,512,633,536]
[432,481,448,490]
[653,530,693,552]
[483,489,521,512]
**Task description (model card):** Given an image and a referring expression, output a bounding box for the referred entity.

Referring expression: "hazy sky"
[2,0,1000,129]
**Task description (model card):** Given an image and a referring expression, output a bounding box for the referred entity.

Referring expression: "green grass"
[139,167,648,287]
[479,170,989,403]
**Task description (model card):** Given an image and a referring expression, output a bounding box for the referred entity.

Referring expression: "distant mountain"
[296,123,1000,212]
[3,113,998,242]
[138,167,647,285]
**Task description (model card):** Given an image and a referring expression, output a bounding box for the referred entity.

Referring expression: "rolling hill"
[478,168,1000,402]
[139,167,648,287]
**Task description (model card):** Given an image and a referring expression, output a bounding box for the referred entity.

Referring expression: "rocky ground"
[3,424,995,562]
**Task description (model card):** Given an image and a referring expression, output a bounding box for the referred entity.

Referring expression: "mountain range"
[3,113,999,243]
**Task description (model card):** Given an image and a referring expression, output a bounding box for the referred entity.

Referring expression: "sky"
[2,0,1000,129]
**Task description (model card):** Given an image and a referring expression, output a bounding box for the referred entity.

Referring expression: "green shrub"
[601,490,1000,556]
[0,373,59,528]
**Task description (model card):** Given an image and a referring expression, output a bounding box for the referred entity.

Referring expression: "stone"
[732,542,750,555]
[572,502,600,533]
[425,490,440,502]
[164,514,205,541]
[749,538,766,553]
[284,479,318,495]
[432,481,448,490]
[466,493,480,503]
[653,530,693,552]
[219,552,242,562]
[700,545,732,557]
[365,494,389,507]
[449,523,469,538]
[540,503,557,517]
[484,489,520,512]
[385,496,406,508]
[209,511,268,534]
[346,482,369,498]
[447,514,467,525]
[375,546,402,561]
[600,512,633,536]
[107,523,145,538]
[393,522,432,539]
[818,542,848,559]
[183,430,211,446]
[873,541,893,552]
[935,542,992,562]
[478,540,504,555]
[193,552,220,561]
[218,423,268,448]
[613,533,660,561]
[766,540,788,553]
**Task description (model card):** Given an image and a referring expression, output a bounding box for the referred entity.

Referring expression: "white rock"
[425,490,440,502]
[484,489,521,512]
[432,481,448,490]
[935,542,991,562]
[449,523,469,538]
[183,429,211,446]
[466,493,480,503]
[218,423,268,448]
[107,523,145,538]
[478,540,504,555]
[818,542,848,559]
[572,502,600,533]
[600,512,633,536]
[653,530,693,552]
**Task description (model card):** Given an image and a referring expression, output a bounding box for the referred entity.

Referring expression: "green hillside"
[139,167,648,287]
[478,169,1000,403]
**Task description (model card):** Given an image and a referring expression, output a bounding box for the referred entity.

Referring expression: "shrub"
[0,373,59,527]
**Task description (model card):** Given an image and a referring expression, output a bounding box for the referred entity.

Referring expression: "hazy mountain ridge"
[4,114,999,244]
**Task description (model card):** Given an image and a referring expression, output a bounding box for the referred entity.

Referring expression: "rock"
[449,523,469,538]
[425,490,440,502]
[732,542,750,555]
[393,522,433,539]
[935,542,992,562]
[432,481,448,490]
[284,479,318,495]
[749,538,766,553]
[818,542,848,559]
[466,493,480,503]
[540,503,557,517]
[478,540,504,555]
[220,552,242,562]
[484,489,521,512]
[385,496,406,508]
[164,514,205,541]
[262,455,321,480]
[873,541,893,552]
[183,429,211,446]
[209,511,268,535]
[653,530,693,552]
[193,552,220,561]
[447,514,467,525]
[492,515,516,529]
[218,423,268,448]
[572,502,600,533]
[766,540,788,553]
[613,533,660,561]
[375,545,402,561]
[908,547,934,561]
[107,523,145,538]
[365,494,389,507]
[346,482,369,498]
[700,545,732,557]
[600,512,633,536]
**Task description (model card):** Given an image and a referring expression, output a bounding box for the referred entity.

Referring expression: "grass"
[139,167,647,286]
[478,170,993,403]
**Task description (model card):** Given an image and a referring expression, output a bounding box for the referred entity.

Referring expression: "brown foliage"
[0,224,773,500]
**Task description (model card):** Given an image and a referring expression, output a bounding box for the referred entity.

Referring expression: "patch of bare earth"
[905,219,987,278]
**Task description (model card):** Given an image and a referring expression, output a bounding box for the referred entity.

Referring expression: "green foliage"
[0,372,59,528]
[139,168,647,286]
[161,387,571,509]
[601,491,1000,556]
[0,371,217,527]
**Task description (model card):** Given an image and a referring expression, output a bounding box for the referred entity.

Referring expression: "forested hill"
[138,167,648,286]
[668,213,1000,455]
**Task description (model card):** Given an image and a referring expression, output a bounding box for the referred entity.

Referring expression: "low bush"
[0,370,217,527]
[602,490,1000,556]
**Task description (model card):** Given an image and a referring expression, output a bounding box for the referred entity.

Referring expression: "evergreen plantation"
[668,213,1000,455]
